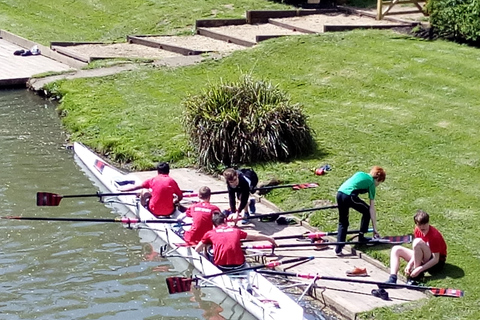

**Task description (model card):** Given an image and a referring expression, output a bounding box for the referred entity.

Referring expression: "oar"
[257,270,464,298]
[243,205,338,221]
[182,182,319,198]
[1,216,183,225]
[243,235,413,251]
[165,256,314,294]
[242,228,373,242]
[36,191,140,206]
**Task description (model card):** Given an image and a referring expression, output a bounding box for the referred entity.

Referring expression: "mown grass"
[4,0,480,318]
[0,0,290,44]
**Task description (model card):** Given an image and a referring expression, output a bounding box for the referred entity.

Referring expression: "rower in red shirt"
[183,186,220,244]
[195,212,277,270]
[117,162,183,217]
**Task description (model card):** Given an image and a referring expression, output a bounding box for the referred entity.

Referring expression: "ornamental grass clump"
[182,75,315,169]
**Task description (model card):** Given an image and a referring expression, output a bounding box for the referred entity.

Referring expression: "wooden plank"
[323,24,412,32]
[127,36,205,56]
[195,18,246,29]
[51,46,91,63]
[196,28,256,47]
[268,19,318,34]
[247,9,337,24]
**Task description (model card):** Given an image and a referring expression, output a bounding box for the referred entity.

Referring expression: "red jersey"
[201,225,248,266]
[141,174,182,216]
[184,201,220,244]
[414,225,447,261]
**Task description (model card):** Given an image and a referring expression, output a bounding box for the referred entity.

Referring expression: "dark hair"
[157,162,170,174]
[198,186,211,200]
[223,168,238,182]
[212,211,225,227]
[414,210,429,225]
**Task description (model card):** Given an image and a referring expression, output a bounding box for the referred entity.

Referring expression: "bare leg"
[390,245,413,275]
[412,238,432,268]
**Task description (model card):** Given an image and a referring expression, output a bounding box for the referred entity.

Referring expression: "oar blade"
[429,288,464,297]
[292,183,319,190]
[36,192,62,206]
[165,277,193,294]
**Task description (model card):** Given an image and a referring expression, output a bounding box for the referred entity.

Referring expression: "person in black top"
[223,168,258,225]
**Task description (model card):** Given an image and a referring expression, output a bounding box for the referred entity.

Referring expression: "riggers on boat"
[73,142,307,320]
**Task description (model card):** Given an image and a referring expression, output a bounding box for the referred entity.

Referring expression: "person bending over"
[334,166,386,256]
[223,168,258,225]
[386,210,447,284]
[183,186,220,244]
[118,162,183,217]
[195,211,276,270]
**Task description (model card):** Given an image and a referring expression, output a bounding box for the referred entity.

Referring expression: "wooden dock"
[0,30,85,88]
[135,168,427,320]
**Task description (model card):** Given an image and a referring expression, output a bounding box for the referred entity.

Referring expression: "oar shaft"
[257,270,428,290]
[258,270,464,297]
[62,192,138,198]
[183,182,319,198]
[1,216,181,224]
[201,256,314,279]
[247,205,338,220]
[242,228,371,242]
[243,239,408,250]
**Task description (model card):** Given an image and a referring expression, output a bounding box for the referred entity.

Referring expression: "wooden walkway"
[0,30,84,87]
[135,168,427,320]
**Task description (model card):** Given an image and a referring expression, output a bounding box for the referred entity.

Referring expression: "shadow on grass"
[427,263,465,280]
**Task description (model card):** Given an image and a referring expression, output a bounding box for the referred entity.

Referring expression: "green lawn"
[3,1,480,319]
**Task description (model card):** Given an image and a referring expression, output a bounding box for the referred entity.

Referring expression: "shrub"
[427,0,480,42]
[182,75,315,169]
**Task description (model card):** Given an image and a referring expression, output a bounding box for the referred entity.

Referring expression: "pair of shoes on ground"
[346,267,368,277]
[371,288,389,300]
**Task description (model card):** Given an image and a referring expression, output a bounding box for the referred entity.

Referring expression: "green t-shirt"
[338,172,376,200]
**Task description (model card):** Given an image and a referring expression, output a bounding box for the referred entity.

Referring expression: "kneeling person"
[195,211,276,270]
[183,186,220,244]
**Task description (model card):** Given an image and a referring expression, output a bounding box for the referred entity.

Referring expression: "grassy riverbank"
[0,0,289,44]
[4,1,480,319]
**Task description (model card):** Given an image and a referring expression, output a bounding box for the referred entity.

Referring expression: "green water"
[0,89,253,320]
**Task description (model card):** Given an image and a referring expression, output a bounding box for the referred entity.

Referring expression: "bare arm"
[117,182,144,192]
[195,241,206,253]
[245,234,277,246]
[369,199,379,237]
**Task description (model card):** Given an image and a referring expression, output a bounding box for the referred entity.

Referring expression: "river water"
[0,90,255,320]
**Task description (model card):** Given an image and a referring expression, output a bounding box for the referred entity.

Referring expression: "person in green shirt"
[334,166,386,256]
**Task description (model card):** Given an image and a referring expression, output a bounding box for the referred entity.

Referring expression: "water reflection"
[0,89,255,320]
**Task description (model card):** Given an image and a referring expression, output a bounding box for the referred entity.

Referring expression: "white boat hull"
[73,142,305,320]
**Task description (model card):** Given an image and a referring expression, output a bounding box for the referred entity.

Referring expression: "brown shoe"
[346,267,368,277]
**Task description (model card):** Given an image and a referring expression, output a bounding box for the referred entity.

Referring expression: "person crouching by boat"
[386,210,447,284]
[195,211,276,271]
[182,186,221,245]
[335,166,386,256]
[223,168,258,225]
[117,162,183,217]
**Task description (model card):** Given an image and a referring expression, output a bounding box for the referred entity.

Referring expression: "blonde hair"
[370,166,386,182]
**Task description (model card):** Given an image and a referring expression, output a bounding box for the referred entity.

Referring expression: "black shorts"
[426,258,445,274]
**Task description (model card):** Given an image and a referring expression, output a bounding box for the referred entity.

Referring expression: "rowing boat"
[73,142,306,320]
